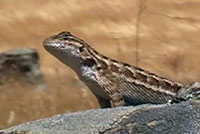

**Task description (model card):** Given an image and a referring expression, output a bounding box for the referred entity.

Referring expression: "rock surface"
[1,100,200,134]
[0,48,46,89]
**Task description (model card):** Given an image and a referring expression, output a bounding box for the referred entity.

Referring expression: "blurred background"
[0,0,200,129]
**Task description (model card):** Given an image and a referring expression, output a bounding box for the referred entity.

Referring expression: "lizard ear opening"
[82,58,96,67]
[79,46,84,52]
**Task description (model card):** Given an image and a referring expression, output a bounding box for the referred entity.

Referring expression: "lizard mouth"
[43,35,55,47]
[43,35,61,50]
[43,38,53,52]
[43,37,60,55]
[43,36,70,61]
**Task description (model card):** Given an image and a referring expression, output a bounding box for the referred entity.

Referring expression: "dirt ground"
[0,0,200,129]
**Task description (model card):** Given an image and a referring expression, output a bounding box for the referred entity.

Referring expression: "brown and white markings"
[43,31,184,108]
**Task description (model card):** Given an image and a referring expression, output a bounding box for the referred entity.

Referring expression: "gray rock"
[103,101,200,134]
[0,48,46,89]
[1,100,200,134]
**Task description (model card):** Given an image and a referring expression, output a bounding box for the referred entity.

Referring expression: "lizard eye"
[58,32,71,40]
[62,34,70,40]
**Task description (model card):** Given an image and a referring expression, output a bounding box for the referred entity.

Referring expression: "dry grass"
[0,0,200,129]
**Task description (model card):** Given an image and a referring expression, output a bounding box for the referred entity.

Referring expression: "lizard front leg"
[109,91,125,107]
[96,73,125,108]
[96,95,111,108]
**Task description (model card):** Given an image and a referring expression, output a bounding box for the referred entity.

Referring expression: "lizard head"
[43,31,96,71]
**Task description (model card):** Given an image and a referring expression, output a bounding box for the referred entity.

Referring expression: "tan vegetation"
[0,0,200,129]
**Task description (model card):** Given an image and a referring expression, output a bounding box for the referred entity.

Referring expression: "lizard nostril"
[60,45,65,49]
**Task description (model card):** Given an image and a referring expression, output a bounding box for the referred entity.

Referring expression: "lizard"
[43,31,185,108]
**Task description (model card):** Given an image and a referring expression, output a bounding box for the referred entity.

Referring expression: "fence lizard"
[43,31,184,108]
